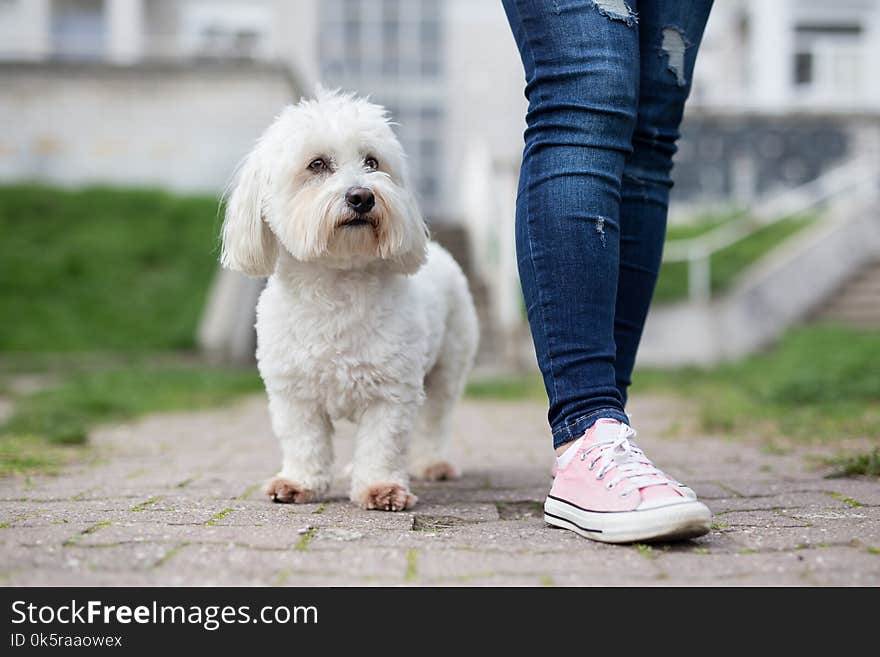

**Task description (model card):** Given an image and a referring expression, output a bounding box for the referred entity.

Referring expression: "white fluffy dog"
[220,88,478,511]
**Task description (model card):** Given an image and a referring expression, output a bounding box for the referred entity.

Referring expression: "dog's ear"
[220,144,278,277]
[384,191,429,275]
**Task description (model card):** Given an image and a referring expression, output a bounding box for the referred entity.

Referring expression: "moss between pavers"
[633,544,656,559]
[827,492,864,508]
[153,542,190,569]
[295,527,316,552]
[236,483,261,501]
[130,496,161,512]
[204,508,234,526]
[62,520,111,547]
[405,548,418,581]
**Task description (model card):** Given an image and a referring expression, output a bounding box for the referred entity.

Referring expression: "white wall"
[272,0,319,90]
[0,62,294,192]
[444,0,527,219]
[0,0,50,60]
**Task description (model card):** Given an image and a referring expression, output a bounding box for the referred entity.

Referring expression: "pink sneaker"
[545,419,711,543]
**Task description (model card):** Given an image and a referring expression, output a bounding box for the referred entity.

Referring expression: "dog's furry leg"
[409,363,462,481]
[410,280,478,481]
[350,398,419,511]
[264,391,333,503]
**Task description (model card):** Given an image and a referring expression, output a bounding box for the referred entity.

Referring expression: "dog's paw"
[354,483,417,511]
[416,461,460,482]
[264,477,317,504]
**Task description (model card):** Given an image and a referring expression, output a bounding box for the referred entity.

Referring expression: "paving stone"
[417,544,662,585]
[709,491,859,515]
[1,541,172,574]
[653,551,815,584]
[164,543,410,582]
[796,547,880,586]
[821,479,880,506]
[1,395,877,585]
[731,523,879,553]
[1,523,98,547]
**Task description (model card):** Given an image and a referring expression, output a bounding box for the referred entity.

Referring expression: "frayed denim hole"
[660,26,690,87]
[594,217,607,248]
[589,0,638,27]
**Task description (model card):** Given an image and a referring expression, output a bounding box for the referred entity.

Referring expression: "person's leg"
[613,1,714,404]
[501,0,640,450]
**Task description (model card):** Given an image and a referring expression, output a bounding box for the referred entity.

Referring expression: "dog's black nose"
[345,187,375,213]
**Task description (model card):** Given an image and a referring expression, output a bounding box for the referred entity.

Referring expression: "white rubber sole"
[544,495,712,544]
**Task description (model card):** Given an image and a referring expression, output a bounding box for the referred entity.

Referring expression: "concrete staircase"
[636,198,880,366]
[813,258,880,328]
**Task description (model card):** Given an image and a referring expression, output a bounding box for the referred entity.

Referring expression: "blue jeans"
[501,0,714,448]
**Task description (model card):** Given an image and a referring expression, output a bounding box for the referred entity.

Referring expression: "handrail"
[662,155,880,302]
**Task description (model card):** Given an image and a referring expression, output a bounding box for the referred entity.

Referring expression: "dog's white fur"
[220,88,478,511]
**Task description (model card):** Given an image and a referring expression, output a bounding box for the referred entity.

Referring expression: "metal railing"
[663,154,880,302]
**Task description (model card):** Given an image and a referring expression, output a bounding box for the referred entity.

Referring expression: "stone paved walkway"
[1,395,878,586]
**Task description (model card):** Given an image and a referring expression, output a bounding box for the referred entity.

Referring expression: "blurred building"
[7,0,877,204]
[2,0,880,367]
[0,0,526,220]
[694,0,880,112]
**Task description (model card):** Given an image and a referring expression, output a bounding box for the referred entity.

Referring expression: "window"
[794,52,813,85]
[180,3,270,60]
[51,0,106,60]
[792,22,865,102]
[318,0,446,213]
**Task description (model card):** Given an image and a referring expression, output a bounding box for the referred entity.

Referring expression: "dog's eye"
[308,158,328,172]
[364,157,379,171]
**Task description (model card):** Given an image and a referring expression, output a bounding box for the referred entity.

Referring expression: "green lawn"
[3,361,262,446]
[467,325,880,465]
[0,185,222,350]
[631,325,880,444]
[654,213,816,304]
[0,184,263,476]
[0,360,262,476]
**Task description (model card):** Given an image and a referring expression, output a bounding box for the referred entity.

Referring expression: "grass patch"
[655,213,815,304]
[465,376,545,401]
[0,185,222,351]
[465,326,879,467]
[823,449,880,478]
[0,185,265,477]
[632,325,880,445]
[0,431,85,477]
[0,361,262,476]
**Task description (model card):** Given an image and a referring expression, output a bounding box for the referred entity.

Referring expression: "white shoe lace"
[579,423,678,498]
